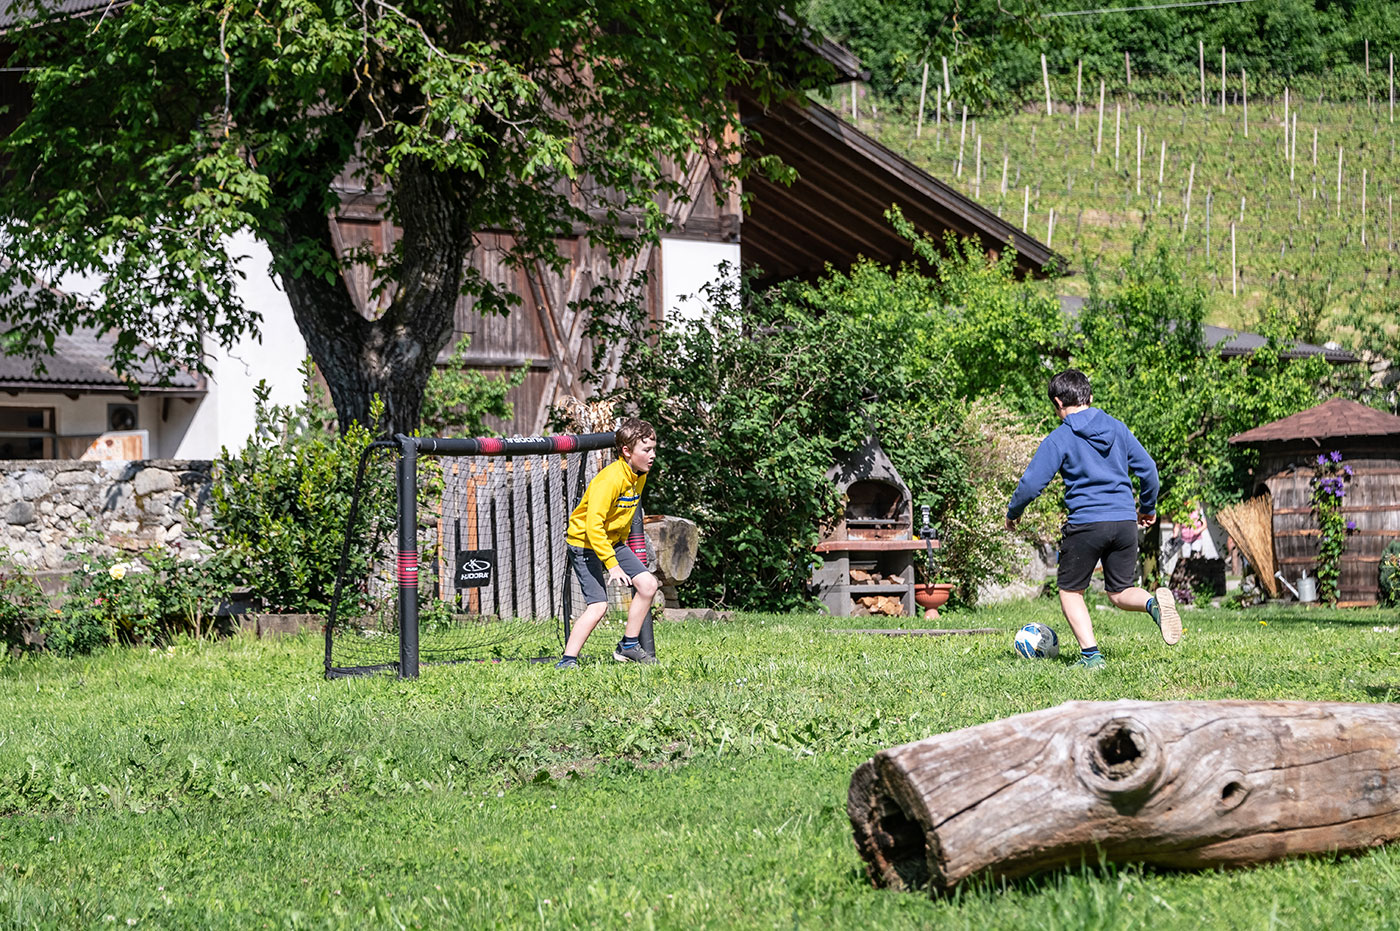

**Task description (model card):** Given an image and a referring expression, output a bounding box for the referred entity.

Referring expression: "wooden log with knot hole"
[848,700,1400,895]
[643,515,698,608]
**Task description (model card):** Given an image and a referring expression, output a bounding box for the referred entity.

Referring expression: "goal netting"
[324,431,621,678]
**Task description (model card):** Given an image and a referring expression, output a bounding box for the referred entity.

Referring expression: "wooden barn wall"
[331,152,727,437]
[1257,440,1400,605]
[332,215,666,437]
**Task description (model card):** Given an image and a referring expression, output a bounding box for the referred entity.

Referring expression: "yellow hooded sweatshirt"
[565,457,647,569]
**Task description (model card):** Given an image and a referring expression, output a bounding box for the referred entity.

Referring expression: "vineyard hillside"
[839,84,1400,359]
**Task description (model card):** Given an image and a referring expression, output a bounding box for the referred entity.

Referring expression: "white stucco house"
[0,233,308,461]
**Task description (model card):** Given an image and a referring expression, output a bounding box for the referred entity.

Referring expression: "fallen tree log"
[848,700,1400,894]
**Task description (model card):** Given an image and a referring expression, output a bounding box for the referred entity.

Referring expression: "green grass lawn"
[1,600,1399,929]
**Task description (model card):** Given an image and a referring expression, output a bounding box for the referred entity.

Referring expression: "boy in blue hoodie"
[1004,370,1182,669]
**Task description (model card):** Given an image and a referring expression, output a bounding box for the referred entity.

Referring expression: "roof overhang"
[1229,397,1400,446]
[739,94,1065,284]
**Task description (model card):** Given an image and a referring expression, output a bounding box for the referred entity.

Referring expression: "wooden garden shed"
[1229,398,1400,605]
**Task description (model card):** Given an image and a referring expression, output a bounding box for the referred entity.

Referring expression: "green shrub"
[42,546,227,656]
[203,362,394,616]
[1380,540,1400,608]
[590,223,1064,609]
[0,554,49,655]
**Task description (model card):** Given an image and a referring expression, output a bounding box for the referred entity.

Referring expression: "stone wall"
[0,460,213,571]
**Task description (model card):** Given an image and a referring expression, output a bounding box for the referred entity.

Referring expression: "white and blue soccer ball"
[1013,623,1060,659]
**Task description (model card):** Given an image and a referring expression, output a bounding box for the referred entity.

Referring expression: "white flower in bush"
[108,563,128,581]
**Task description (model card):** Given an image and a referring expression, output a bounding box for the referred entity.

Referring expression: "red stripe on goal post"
[397,551,419,587]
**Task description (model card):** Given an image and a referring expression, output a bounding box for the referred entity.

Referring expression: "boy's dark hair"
[615,417,656,456]
[1048,369,1093,408]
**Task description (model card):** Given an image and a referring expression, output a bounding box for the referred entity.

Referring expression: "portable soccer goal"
[324,431,630,678]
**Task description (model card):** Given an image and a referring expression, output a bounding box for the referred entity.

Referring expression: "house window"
[0,407,56,459]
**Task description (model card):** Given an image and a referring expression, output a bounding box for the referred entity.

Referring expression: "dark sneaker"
[554,656,579,670]
[1074,653,1106,670]
[612,642,658,665]
[1149,588,1183,645]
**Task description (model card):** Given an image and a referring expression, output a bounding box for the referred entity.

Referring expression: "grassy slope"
[1,603,1399,929]
[854,92,1400,352]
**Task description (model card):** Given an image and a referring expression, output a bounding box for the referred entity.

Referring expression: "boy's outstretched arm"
[1124,432,1160,519]
[1005,435,1063,530]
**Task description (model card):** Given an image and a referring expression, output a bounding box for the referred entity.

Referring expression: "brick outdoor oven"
[811,434,932,617]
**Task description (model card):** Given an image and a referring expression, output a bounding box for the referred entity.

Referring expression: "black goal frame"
[325,430,620,679]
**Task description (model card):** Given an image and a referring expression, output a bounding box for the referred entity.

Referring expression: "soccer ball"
[1013,623,1059,659]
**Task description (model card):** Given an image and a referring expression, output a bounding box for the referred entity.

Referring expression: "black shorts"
[1057,520,1139,593]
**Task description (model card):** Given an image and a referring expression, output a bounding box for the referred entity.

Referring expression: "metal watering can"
[1275,569,1319,603]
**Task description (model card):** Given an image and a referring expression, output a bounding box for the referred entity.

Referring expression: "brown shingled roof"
[1228,397,1400,446]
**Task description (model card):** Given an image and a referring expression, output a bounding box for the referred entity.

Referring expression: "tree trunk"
[272,158,473,437]
[848,700,1400,895]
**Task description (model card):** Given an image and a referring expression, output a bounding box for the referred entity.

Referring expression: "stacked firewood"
[853,596,906,617]
[849,570,908,616]
[849,569,904,585]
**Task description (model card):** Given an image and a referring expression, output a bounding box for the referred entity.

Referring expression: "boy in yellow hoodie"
[556,418,660,667]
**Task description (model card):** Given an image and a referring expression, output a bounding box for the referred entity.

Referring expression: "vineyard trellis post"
[1199,41,1205,107]
[1097,80,1105,152]
[1243,68,1248,137]
[916,61,929,139]
[1042,54,1052,117]
[957,106,967,176]
[1076,60,1083,129]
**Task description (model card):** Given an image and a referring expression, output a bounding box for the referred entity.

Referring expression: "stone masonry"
[0,460,213,571]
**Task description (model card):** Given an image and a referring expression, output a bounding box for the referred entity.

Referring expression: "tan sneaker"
[1150,588,1182,645]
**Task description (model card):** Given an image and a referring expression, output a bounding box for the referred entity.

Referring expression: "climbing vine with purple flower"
[1310,451,1354,603]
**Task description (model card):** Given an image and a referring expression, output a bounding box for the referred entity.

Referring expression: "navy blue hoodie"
[1006,408,1159,524]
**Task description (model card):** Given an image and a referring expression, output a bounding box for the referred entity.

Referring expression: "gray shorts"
[569,543,648,606]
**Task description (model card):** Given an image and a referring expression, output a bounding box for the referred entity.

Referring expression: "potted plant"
[913,506,953,619]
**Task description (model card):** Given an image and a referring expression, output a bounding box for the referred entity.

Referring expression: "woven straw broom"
[1217,494,1278,597]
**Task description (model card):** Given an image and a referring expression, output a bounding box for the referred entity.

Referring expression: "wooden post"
[916,61,929,138]
[1290,112,1297,181]
[1391,53,1395,123]
[1157,138,1166,186]
[1042,53,1052,117]
[956,106,967,177]
[1389,193,1393,252]
[848,700,1400,895]
[1182,161,1195,239]
[1114,103,1121,170]
[1136,125,1142,195]
[1047,207,1055,248]
[1075,60,1083,129]
[974,134,982,198]
[1096,79,1105,152]
[1199,40,1205,107]
[1206,188,1212,259]
[1220,47,1226,114]
[1023,186,1029,230]
[1312,127,1318,199]
[1124,51,1131,90]
[935,86,942,150]
[1362,168,1367,247]
[942,55,951,109]
[1001,155,1008,195]
[1283,87,1289,161]
[850,81,857,121]
[1242,68,1248,137]
[1231,223,1237,295]
[1337,146,1343,218]
[1240,195,1245,222]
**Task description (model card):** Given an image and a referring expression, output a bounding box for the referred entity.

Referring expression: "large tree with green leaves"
[0,0,830,433]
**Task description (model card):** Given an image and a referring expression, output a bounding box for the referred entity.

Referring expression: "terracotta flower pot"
[913,583,954,619]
